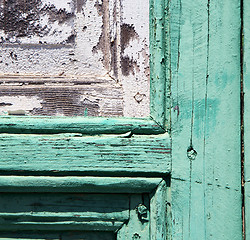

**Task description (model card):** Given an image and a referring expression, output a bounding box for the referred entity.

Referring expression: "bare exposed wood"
[0,75,123,117]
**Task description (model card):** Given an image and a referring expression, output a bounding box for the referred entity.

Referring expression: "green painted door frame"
[0,0,244,239]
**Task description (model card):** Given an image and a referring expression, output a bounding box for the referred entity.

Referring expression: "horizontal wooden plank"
[0,75,123,117]
[0,231,115,240]
[0,133,171,175]
[0,176,162,193]
[0,221,124,231]
[0,192,130,231]
[0,117,165,134]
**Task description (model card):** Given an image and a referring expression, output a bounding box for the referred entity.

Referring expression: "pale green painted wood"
[0,192,129,231]
[0,117,164,135]
[0,133,171,175]
[150,0,170,128]
[170,0,242,239]
[0,176,162,193]
[246,182,250,239]
[150,180,168,240]
[117,195,150,240]
[244,0,250,182]
[244,1,250,239]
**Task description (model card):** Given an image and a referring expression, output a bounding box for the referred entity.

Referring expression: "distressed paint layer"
[0,75,123,116]
[0,133,171,175]
[0,0,150,117]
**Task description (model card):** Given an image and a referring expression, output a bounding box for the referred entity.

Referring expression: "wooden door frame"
[0,0,244,239]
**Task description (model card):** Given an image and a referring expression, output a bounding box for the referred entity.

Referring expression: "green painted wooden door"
[0,0,244,239]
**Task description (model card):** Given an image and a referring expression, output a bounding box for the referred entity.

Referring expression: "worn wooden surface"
[244,0,250,238]
[117,194,150,240]
[0,0,150,117]
[0,133,171,175]
[0,177,168,238]
[0,176,162,193]
[0,116,165,134]
[170,0,242,239]
[0,192,131,231]
[150,180,168,240]
[150,0,170,128]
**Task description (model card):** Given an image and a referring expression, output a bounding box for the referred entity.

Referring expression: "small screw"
[132,233,141,239]
[187,146,197,160]
[137,204,148,221]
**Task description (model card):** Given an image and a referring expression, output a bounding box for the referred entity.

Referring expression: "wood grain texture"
[170,0,242,239]
[244,0,250,238]
[0,133,171,175]
[0,75,123,117]
[0,116,165,134]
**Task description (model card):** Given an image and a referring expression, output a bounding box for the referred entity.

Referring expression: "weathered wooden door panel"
[0,0,150,118]
[0,177,167,239]
[0,193,130,231]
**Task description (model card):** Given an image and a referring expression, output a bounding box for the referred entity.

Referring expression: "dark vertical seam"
[240,0,245,239]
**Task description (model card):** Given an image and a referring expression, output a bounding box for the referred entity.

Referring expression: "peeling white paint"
[120,0,150,117]
[0,96,43,115]
[0,0,150,117]
[42,0,74,12]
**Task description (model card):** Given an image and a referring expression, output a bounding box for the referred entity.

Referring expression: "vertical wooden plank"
[244,0,250,238]
[150,0,169,128]
[150,180,167,240]
[117,195,150,240]
[170,0,242,239]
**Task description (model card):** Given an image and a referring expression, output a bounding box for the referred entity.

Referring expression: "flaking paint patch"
[0,0,75,45]
[120,0,150,117]
[120,23,139,76]
[0,96,42,115]
[0,0,150,117]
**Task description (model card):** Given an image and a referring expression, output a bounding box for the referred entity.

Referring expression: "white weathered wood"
[0,0,150,117]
